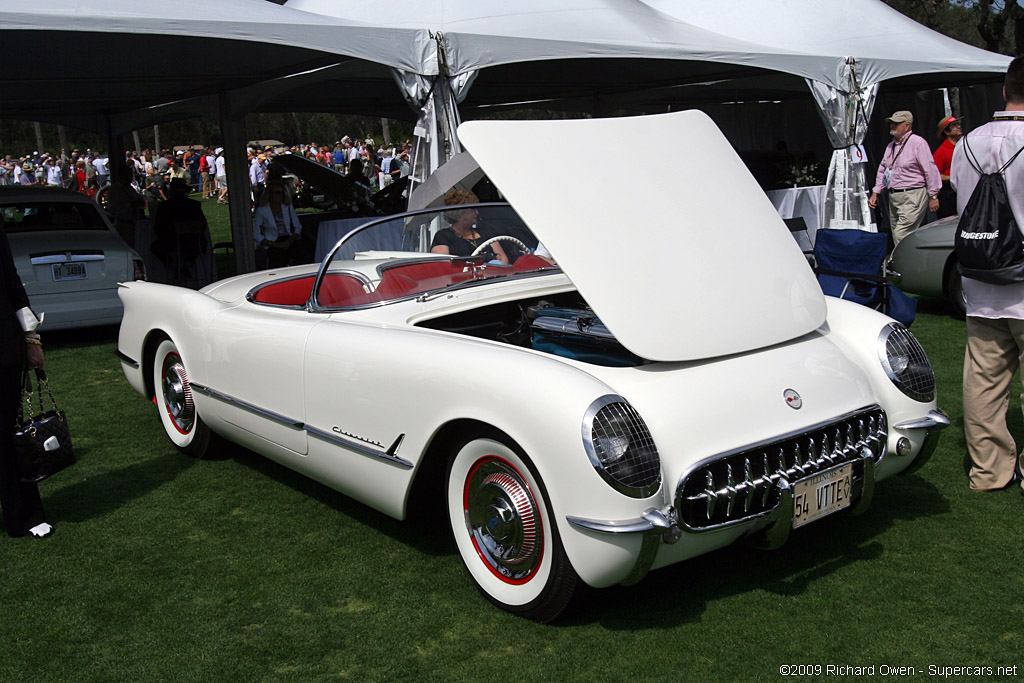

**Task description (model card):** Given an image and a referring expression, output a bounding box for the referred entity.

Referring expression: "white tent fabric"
[288,0,1009,89]
[0,0,429,128]
[287,0,1011,220]
[286,0,827,184]
[642,0,1010,89]
[288,0,824,77]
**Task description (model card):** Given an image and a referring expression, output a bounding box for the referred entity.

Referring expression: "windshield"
[1,201,109,233]
[313,202,557,309]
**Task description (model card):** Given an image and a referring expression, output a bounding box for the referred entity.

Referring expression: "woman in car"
[430,189,509,265]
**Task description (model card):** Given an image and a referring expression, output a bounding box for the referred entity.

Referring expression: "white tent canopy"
[0,0,427,129]
[643,0,1009,89]
[289,0,1010,229]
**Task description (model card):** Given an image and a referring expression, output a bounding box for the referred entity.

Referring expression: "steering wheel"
[471,235,529,260]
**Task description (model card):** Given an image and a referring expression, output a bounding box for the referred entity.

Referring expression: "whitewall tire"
[446,435,579,622]
[152,338,213,458]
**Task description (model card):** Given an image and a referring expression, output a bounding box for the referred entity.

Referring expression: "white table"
[766,184,826,245]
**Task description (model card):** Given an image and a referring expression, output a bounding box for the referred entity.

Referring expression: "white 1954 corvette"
[117,111,948,622]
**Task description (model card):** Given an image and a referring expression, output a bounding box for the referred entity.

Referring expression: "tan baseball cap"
[886,110,913,124]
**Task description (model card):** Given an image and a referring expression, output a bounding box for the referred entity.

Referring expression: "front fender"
[117,281,227,398]
[820,297,944,477]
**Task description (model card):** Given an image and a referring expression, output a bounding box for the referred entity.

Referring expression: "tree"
[975,0,1024,55]
[884,0,1024,56]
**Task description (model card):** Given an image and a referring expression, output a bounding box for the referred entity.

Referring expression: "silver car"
[0,186,145,329]
[888,215,964,318]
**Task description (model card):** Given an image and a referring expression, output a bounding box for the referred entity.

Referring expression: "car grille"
[675,406,887,531]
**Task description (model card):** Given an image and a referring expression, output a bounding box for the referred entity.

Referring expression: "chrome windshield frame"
[308,201,556,312]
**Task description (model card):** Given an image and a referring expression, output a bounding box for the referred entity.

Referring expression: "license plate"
[792,462,853,528]
[52,262,87,281]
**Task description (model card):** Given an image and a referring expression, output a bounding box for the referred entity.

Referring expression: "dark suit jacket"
[0,220,30,370]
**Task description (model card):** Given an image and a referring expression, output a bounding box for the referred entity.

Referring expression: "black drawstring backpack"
[955,131,1024,284]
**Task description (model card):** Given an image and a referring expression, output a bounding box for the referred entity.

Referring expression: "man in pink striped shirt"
[868,111,942,246]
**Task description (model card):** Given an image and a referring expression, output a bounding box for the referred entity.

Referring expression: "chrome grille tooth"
[844,423,857,457]
[743,458,755,513]
[704,471,716,519]
[762,453,773,506]
[725,464,737,517]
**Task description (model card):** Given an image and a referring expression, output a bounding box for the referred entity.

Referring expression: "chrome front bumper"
[567,408,949,587]
[567,455,878,586]
[893,409,950,476]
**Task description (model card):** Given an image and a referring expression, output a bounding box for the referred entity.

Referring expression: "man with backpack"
[951,55,1024,495]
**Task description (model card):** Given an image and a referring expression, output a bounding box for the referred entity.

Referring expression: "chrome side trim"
[386,433,405,456]
[189,382,303,428]
[305,425,413,469]
[31,253,105,264]
[895,408,950,476]
[189,381,414,469]
[115,349,139,369]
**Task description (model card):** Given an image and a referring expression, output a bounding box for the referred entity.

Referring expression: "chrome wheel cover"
[161,353,195,434]
[464,456,543,583]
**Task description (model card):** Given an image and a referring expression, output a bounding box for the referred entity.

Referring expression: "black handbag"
[13,368,75,483]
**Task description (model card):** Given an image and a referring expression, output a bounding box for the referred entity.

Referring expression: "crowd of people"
[0,136,413,201]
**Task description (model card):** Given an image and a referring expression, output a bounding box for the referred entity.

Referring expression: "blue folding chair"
[814,229,916,326]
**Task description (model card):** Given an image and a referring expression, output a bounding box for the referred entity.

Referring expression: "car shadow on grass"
[565,473,950,629]
[227,445,453,556]
[42,451,196,524]
[191,437,953,627]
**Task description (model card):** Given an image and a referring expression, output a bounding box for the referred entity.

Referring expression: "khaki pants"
[888,187,929,246]
[963,316,1024,491]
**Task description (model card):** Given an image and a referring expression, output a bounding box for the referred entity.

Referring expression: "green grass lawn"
[0,297,1021,681]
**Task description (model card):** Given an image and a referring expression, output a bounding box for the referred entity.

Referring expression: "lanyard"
[888,134,910,169]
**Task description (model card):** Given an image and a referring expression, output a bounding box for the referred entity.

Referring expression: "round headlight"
[582,395,661,498]
[878,323,935,402]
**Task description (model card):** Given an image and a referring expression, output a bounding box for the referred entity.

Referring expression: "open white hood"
[458,110,826,362]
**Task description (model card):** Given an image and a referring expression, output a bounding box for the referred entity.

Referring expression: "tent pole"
[219,91,256,275]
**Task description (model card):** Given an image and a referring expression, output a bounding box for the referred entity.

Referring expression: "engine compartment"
[416,293,647,367]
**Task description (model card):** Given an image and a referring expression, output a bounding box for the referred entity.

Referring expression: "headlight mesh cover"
[584,398,661,498]
[879,323,935,401]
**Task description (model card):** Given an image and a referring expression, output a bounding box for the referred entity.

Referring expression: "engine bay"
[416,293,647,367]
